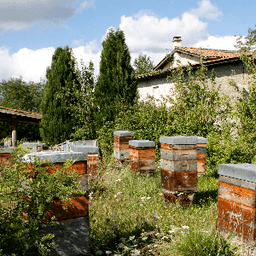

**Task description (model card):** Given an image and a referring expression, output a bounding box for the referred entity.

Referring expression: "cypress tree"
[95,29,138,127]
[40,46,81,146]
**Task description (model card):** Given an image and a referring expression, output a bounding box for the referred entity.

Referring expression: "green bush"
[167,64,232,137]
[114,100,170,160]
[0,145,84,255]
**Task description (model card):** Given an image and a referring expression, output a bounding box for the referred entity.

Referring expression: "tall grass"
[89,155,240,256]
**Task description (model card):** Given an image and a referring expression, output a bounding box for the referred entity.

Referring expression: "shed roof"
[0,106,41,125]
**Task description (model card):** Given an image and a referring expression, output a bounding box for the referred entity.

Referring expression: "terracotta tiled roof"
[0,106,42,119]
[136,54,243,80]
[177,47,241,59]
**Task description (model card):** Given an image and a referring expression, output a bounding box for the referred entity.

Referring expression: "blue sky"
[0,0,255,83]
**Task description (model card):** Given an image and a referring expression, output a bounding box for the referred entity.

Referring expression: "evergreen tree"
[40,46,81,146]
[133,53,154,75]
[95,28,137,127]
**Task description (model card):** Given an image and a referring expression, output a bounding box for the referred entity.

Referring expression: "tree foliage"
[0,146,83,255]
[40,46,82,146]
[133,53,154,75]
[70,60,97,140]
[167,64,232,137]
[95,28,138,127]
[0,77,44,141]
[235,25,256,51]
[0,77,43,112]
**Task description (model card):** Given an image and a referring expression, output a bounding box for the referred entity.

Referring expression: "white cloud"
[73,39,85,46]
[0,0,94,31]
[193,35,237,50]
[120,12,208,54]
[0,40,101,83]
[190,0,223,20]
[0,47,55,83]
[119,10,211,67]
[72,40,101,77]
[0,0,236,82]
[77,0,95,12]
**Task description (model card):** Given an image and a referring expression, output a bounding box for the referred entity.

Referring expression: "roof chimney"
[173,36,182,48]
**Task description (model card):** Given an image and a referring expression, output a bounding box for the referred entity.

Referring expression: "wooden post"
[12,121,17,147]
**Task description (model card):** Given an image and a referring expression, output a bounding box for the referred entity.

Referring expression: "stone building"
[136,36,249,104]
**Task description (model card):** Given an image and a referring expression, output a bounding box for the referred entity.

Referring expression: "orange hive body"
[160,136,198,206]
[217,164,256,244]
[24,151,90,255]
[129,140,155,174]
[0,148,15,177]
[197,137,207,176]
[70,144,99,179]
[113,131,133,162]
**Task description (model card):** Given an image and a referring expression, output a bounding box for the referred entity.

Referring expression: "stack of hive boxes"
[24,151,90,256]
[160,136,198,205]
[217,163,256,243]
[129,140,156,174]
[113,131,133,162]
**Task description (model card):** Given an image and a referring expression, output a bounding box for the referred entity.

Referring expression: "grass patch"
[89,155,235,256]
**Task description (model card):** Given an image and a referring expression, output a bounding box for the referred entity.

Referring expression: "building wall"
[211,62,249,98]
[173,52,199,67]
[161,52,199,70]
[137,61,249,103]
[137,76,175,106]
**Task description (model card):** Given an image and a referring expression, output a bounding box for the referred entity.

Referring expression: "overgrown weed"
[89,155,237,256]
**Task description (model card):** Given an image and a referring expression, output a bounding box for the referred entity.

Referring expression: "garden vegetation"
[1,27,256,255]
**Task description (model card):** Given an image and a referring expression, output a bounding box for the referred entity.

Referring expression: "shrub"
[0,145,83,255]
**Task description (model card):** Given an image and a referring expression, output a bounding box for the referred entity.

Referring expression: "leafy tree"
[0,77,44,141]
[0,77,44,112]
[94,28,138,127]
[40,46,82,146]
[133,53,154,75]
[70,60,97,140]
[235,25,256,51]
[167,64,232,137]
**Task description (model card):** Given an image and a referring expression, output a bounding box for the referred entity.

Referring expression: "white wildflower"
[147,197,151,200]
[182,226,190,229]
[131,249,140,255]
[141,197,146,200]
[106,251,112,255]
[129,235,135,241]
[118,243,126,249]
[153,216,159,220]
